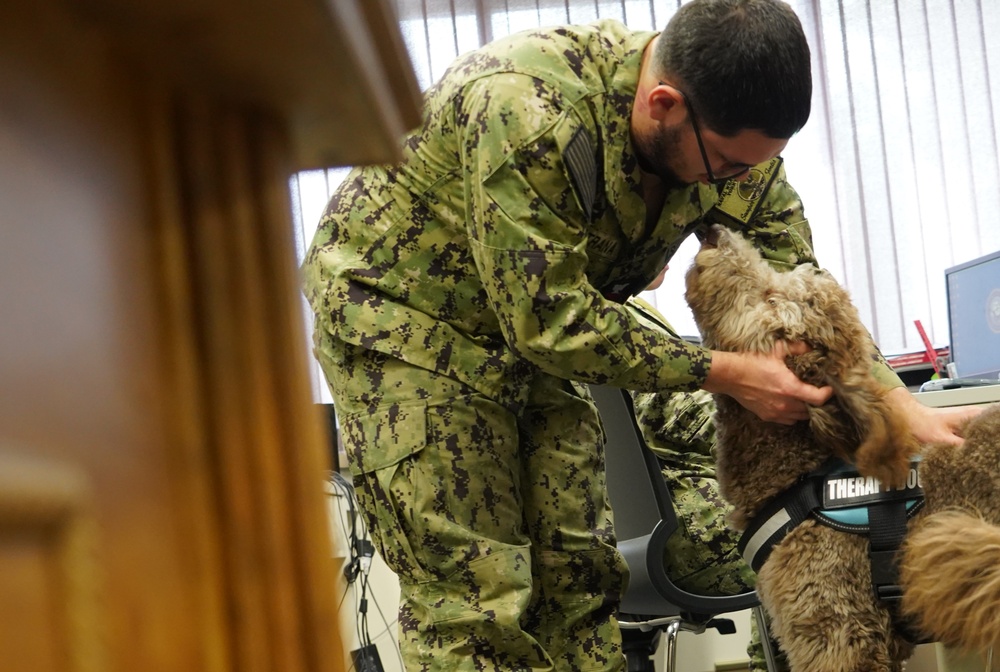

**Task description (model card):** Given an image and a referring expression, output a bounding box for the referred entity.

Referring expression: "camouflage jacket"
[302,20,900,409]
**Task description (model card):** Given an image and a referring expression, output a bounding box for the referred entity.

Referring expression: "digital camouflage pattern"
[322,339,625,671]
[303,18,897,671]
[301,20,881,409]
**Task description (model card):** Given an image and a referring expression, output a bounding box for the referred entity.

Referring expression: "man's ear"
[647,83,685,123]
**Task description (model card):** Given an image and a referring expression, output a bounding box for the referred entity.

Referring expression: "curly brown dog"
[684,225,1000,671]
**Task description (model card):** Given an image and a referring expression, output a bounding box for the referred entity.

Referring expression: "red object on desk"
[913,320,941,375]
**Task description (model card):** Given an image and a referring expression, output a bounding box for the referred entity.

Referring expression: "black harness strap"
[868,499,908,599]
[738,458,837,573]
[868,500,931,643]
[738,459,929,644]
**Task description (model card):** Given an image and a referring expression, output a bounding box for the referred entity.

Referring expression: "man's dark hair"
[652,0,812,138]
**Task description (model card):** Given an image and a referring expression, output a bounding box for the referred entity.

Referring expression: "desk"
[914,384,1000,407]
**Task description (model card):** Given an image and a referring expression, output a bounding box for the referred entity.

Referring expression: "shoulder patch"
[715,157,783,224]
[564,126,597,219]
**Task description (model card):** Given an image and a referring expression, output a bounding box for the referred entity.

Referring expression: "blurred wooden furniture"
[0,1,420,671]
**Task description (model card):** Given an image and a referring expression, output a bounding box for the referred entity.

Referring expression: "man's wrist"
[702,350,738,395]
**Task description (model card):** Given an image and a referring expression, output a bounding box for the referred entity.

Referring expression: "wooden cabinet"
[0,2,420,671]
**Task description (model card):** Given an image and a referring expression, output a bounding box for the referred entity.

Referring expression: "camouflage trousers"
[317,339,628,671]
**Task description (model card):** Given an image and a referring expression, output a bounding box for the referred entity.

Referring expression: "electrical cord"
[331,470,363,584]
[328,471,366,668]
[328,470,401,671]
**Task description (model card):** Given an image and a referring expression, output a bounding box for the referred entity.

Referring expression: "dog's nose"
[703,224,724,247]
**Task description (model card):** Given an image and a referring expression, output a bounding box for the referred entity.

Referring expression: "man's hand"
[886,386,984,446]
[702,342,833,425]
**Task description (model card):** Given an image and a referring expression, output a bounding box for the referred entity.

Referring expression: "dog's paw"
[855,447,913,490]
[854,414,920,489]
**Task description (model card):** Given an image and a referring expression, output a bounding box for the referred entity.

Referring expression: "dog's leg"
[850,384,920,489]
[919,405,1000,524]
[898,406,1000,655]
[810,377,918,489]
[758,524,911,672]
[900,512,1000,653]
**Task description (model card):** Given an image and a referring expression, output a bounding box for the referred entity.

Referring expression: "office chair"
[590,385,778,672]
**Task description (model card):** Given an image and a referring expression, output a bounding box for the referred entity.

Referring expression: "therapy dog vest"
[737,458,927,642]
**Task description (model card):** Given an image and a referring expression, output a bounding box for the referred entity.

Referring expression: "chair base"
[621,607,779,672]
[621,617,734,672]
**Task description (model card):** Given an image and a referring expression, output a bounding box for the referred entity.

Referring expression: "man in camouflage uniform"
[303,0,973,669]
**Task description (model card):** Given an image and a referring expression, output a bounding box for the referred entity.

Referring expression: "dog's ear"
[831,381,919,488]
[790,267,919,485]
[807,377,919,488]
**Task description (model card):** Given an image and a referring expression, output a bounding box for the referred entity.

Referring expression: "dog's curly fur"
[684,225,1000,671]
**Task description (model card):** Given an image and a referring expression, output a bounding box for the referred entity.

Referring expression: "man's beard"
[633,124,686,188]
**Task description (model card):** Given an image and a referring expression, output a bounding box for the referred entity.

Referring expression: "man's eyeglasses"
[675,89,752,184]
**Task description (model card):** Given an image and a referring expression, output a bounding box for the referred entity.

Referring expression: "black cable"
[330,469,406,671]
[331,471,362,585]
[329,470,383,670]
[328,471,364,668]
[360,568,372,648]
[329,476,360,658]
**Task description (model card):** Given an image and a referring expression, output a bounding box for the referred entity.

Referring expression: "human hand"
[703,341,833,425]
[885,386,985,446]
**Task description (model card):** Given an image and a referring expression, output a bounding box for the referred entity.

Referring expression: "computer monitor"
[945,249,1000,381]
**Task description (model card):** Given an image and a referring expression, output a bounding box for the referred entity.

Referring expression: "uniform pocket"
[340,403,431,583]
[341,402,427,474]
[632,390,715,461]
[412,544,534,626]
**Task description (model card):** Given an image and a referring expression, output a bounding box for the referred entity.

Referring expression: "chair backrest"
[590,384,760,619]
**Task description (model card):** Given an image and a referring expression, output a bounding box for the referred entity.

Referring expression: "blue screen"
[946,250,1000,380]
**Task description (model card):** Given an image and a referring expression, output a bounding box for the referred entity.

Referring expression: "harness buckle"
[874,584,904,603]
